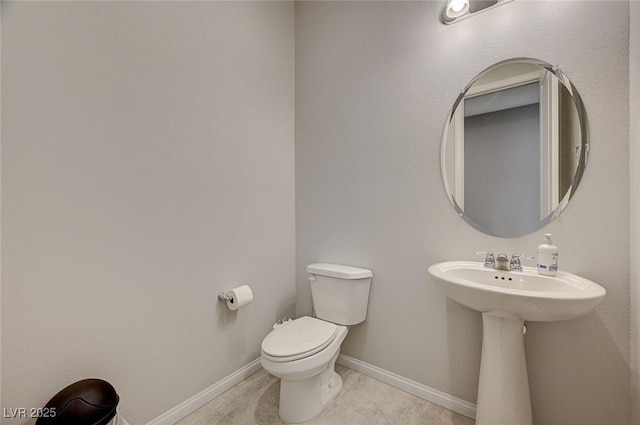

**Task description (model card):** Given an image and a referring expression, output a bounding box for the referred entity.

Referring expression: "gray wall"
[295,2,630,425]
[1,2,295,424]
[464,104,540,236]
[631,1,640,424]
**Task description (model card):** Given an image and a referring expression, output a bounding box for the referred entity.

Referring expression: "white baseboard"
[147,354,476,425]
[146,358,262,425]
[337,354,477,419]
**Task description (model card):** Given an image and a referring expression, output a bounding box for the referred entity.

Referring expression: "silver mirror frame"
[440,58,589,237]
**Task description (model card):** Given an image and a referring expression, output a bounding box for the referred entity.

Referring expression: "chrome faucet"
[476,251,532,271]
[510,254,534,272]
[474,251,495,269]
[495,253,510,270]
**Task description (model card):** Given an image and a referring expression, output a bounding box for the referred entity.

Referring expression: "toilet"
[260,263,373,424]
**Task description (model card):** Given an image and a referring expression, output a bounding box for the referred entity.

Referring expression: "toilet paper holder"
[218,285,253,310]
[217,293,233,303]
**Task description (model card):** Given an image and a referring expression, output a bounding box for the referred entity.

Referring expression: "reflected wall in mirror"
[440,58,589,237]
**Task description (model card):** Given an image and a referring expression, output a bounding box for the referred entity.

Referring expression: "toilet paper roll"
[226,285,253,310]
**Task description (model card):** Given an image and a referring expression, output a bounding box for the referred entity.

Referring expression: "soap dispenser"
[537,233,558,276]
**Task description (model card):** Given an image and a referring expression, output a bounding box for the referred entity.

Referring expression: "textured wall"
[295,2,630,424]
[1,2,294,424]
[630,1,640,424]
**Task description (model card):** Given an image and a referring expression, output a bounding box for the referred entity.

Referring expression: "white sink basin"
[428,260,606,425]
[428,261,606,321]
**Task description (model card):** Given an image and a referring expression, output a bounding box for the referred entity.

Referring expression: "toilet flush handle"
[307,274,317,283]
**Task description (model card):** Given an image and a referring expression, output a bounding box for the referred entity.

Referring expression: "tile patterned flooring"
[176,364,475,425]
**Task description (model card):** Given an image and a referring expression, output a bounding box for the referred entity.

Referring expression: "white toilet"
[261,263,373,424]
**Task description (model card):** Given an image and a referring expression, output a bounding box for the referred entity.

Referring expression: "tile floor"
[176,364,475,425]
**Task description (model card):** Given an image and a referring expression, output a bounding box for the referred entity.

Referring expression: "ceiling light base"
[440,0,514,25]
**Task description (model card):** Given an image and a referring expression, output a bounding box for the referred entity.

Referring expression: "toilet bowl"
[261,316,348,423]
[261,263,372,424]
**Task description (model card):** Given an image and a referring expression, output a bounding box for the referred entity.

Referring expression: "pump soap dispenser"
[537,233,558,276]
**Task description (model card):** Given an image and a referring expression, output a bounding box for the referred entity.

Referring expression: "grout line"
[333,397,385,425]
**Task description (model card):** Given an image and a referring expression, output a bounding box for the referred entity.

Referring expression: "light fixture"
[440,0,514,25]
[446,0,470,18]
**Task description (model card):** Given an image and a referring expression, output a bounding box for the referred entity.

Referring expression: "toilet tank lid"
[307,263,373,279]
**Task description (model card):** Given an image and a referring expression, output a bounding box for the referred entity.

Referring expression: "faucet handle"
[510,254,534,272]
[474,251,495,268]
[511,253,534,261]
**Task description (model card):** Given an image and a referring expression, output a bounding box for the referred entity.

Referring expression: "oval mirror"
[440,58,589,237]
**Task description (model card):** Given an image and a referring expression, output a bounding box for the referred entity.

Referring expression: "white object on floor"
[260,263,373,424]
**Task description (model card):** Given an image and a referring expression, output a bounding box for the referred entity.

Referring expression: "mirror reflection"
[441,58,589,237]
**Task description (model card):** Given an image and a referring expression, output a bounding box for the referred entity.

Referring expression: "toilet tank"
[307,263,373,326]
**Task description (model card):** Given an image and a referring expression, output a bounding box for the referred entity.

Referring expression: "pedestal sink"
[428,261,606,425]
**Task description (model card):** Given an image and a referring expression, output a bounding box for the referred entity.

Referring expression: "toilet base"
[278,354,342,423]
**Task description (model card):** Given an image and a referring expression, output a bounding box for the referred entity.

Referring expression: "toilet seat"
[262,316,337,362]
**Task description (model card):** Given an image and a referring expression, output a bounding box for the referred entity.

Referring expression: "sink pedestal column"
[476,313,533,425]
